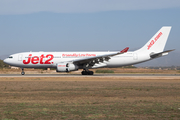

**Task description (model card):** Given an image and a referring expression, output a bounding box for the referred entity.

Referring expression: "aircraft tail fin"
[136,26,172,53]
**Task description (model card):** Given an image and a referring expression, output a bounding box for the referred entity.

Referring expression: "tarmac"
[0,74,180,78]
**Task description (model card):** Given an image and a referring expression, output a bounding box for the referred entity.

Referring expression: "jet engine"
[56,62,78,72]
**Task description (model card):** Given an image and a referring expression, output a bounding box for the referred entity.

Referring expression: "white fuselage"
[4,51,150,69]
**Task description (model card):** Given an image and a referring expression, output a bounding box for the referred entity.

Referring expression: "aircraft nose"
[3,58,8,64]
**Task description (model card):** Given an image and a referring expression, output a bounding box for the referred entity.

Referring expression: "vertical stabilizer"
[136,26,171,53]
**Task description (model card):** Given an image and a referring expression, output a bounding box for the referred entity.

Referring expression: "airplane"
[3,26,174,75]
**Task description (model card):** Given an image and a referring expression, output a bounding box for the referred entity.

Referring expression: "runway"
[0,74,180,78]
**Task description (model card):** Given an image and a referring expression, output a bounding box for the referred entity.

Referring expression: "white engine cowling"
[56,63,78,72]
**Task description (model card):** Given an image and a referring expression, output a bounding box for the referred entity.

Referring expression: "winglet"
[120,47,129,53]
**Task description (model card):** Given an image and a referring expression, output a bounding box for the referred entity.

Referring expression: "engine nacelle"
[56,62,78,72]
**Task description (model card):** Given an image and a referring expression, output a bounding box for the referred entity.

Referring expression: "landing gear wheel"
[21,72,25,75]
[81,71,87,75]
[89,71,94,75]
[81,70,94,75]
[21,68,25,75]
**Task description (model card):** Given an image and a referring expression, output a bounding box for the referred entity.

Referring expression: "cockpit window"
[8,56,13,59]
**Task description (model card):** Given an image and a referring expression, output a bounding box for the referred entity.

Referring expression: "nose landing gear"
[21,68,25,75]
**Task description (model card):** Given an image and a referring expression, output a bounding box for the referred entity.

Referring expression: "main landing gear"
[21,68,25,75]
[81,69,94,75]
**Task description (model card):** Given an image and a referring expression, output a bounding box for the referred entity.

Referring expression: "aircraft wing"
[71,47,129,65]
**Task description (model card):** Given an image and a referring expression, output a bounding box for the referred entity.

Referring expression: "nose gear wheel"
[21,68,25,75]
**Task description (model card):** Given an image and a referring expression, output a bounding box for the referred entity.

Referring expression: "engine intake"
[56,63,78,72]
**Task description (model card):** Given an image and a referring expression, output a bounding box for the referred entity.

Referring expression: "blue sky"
[0,0,180,66]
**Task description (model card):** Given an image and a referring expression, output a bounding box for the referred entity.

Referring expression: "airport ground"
[0,67,180,75]
[0,68,180,119]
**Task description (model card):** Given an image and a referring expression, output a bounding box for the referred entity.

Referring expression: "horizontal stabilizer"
[150,49,175,58]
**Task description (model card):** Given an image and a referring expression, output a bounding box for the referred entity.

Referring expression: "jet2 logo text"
[23,54,54,64]
[147,32,162,50]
